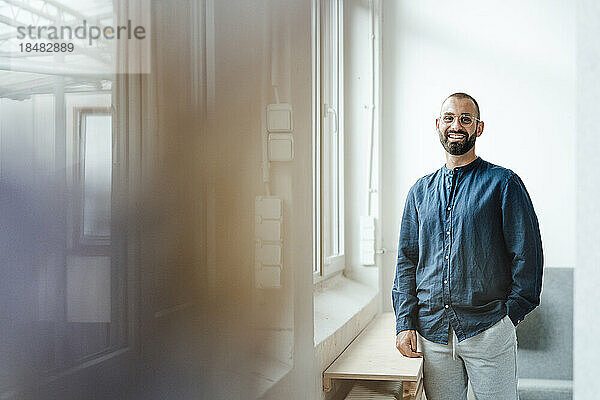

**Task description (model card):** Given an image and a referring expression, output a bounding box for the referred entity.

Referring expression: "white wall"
[207,1,315,399]
[574,1,600,397]
[344,0,380,288]
[381,0,576,311]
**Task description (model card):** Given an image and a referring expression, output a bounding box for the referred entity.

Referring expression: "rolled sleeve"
[392,187,420,334]
[501,173,544,326]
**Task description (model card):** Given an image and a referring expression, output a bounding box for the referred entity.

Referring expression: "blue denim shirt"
[392,157,543,344]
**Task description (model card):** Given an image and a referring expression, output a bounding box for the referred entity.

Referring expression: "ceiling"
[0,0,114,100]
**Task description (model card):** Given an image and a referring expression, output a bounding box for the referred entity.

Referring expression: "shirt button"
[447,206,452,210]
[445,255,449,259]
[446,231,450,235]
[444,280,448,284]
[444,305,449,309]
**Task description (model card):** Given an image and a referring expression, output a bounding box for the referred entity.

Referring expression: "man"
[392,93,543,400]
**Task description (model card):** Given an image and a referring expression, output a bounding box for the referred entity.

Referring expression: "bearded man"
[392,92,543,400]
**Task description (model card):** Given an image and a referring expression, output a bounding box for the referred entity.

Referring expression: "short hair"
[442,92,480,119]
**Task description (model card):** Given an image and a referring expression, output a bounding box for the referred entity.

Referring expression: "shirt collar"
[442,156,483,175]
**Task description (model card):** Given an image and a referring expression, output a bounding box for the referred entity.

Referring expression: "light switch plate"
[268,133,294,161]
[255,196,282,219]
[267,103,292,132]
[256,265,281,288]
[261,243,282,265]
[360,216,376,265]
[255,195,283,289]
[255,220,281,241]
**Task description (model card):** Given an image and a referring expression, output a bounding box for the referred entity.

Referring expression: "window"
[313,0,344,279]
[0,0,143,395]
[74,108,113,249]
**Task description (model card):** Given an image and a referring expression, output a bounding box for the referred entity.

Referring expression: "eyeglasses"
[439,114,481,127]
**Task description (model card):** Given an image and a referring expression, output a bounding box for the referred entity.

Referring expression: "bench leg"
[414,378,425,400]
[402,378,425,400]
[323,376,332,392]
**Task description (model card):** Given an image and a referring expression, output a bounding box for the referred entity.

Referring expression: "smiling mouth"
[447,133,466,142]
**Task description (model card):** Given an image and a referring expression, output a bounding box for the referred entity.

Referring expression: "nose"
[450,116,462,130]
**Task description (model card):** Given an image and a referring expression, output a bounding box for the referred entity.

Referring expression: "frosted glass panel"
[67,255,111,322]
[83,114,112,239]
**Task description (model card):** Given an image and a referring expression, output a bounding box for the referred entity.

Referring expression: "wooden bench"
[323,313,425,399]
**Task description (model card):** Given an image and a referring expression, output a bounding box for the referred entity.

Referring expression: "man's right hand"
[396,330,423,358]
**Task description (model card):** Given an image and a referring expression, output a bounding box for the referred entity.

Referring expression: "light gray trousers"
[418,315,518,400]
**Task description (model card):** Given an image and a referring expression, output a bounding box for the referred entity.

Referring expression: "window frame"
[313,0,345,282]
[72,106,113,253]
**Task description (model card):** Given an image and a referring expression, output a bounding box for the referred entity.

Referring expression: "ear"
[435,118,440,131]
[476,121,484,137]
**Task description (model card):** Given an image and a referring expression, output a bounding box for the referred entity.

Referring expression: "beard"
[438,128,477,156]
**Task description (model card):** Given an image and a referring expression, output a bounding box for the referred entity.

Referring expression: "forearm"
[392,268,417,333]
[506,290,539,326]
[506,249,543,325]
[502,174,544,326]
[393,187,420,334]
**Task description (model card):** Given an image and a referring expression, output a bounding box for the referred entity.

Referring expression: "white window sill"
[252,353,293,399]
[313,274,379,384]
[313,256,346,284]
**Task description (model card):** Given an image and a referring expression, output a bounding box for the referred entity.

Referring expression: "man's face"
[436,97,482,156]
